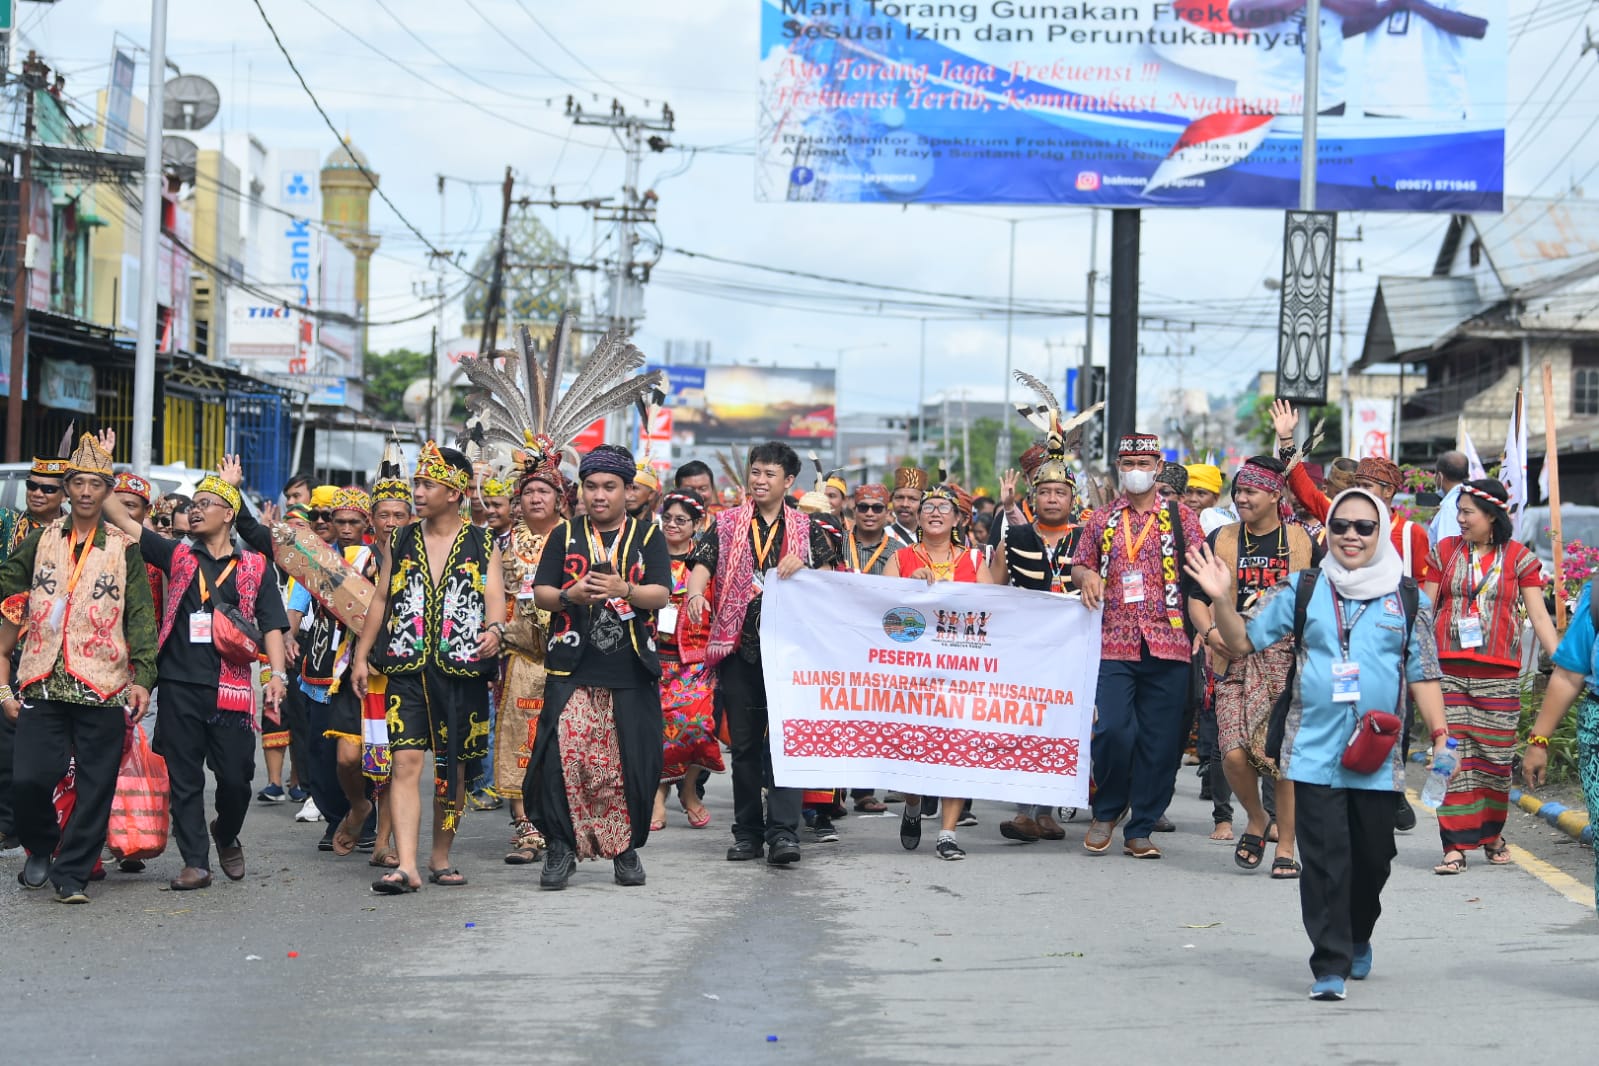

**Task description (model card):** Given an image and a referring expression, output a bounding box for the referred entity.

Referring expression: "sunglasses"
[308,510,334,522]
[25,481,61,495]
[855,502,887,513]
[660,512,695,526]
[1327,518,1379,537]
[150,516,172,529]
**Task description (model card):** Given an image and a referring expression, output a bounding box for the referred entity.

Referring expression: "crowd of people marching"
[1,357,1596,1004]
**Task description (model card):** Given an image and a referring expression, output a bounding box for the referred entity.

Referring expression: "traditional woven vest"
[17,520,136,701]
[373,522,495,679]
[156,544,267,716]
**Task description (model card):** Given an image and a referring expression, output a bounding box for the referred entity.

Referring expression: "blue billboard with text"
[757,0,1505,210]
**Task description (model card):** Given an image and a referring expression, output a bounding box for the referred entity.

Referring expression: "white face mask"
[1119,469,1156,496]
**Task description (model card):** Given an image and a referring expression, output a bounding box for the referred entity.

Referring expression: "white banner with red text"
[759,569,1100,807]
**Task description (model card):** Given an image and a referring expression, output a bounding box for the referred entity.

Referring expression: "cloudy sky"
[20,0,1598,423]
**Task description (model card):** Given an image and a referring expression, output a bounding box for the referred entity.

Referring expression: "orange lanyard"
[62,529,94,599]
[584,520,621,570]
[197,559,238,605]
[752,517,780,569]
[1121,510,1159,561]
[849,532,889,574]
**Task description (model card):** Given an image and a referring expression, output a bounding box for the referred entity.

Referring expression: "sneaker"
[1351,943,1373,981]
[1309,975,1347,1001]
[295,797,322,823]
[935,838,966,861]
[612,848,646,887]
[286,786,309,803]
[900,812,922,851]
[811,816,839,843]
[53,885,89,905]
[256,784,287,803]
[956,808,978,828]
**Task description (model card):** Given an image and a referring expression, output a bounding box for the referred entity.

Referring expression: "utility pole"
[131,0,169,476]
[566,97,674,337]
[997,219,1018,476]
[6,52,47,462]
[1335,226,1364,455]
[1080,207,1098,412]
[477,166,515,359]
[1106,210,1141,450]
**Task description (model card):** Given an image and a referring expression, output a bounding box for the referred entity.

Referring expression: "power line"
[248,0,477,277]
[507,0,644,103]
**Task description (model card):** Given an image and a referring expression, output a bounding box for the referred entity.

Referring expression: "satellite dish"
[402,379,435,423]
[161,135,199,185]
[163,74,221,131]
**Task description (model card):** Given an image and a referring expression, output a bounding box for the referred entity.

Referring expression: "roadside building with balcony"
[1357,197,1599,503]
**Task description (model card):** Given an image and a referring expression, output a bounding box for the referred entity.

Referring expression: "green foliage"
[1241,395,1343,459]
[363,348,465,425]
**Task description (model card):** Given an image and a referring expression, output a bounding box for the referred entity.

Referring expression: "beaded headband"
[414,442,471,494]
[194,475,241,513]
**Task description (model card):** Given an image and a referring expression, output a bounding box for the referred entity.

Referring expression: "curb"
[1408,750,1592,845]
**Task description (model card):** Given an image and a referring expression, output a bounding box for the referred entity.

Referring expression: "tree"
[1240,395,1342,461]
[363,348,466,425]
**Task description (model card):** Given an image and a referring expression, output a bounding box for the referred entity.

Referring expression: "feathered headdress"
[458,310,666,492]
[796,450,833,515]
[1013,370,1104,488]
[372,436,410,504]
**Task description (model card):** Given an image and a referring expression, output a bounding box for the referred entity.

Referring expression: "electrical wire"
[507,0,645,103]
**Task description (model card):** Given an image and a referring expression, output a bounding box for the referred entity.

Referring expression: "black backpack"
[1263,571,1420,762]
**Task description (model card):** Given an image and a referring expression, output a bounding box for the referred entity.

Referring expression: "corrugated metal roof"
[1471,198,1599,297]
[1358,275,1484,366]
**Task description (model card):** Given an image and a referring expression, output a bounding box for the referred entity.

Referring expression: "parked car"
[0,462,207,515]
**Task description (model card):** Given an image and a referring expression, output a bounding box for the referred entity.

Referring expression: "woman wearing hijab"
[1187,488,1452,1002]
[1423,479,1557,874]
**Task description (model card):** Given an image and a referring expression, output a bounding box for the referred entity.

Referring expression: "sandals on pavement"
[1270,856,1302,880]
[1483,839,1513,865]
[853,797,887,813]
[368,850,400,869]
[1234,833,1266,871]
[330,812,363,856]
[427,867,468,887]
[371,871,420,895]
[1434,850,1468,876]
[681,803,712,829]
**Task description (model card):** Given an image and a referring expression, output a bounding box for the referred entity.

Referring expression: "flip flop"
[331,811,364,856]
[368,851,400,869]
[1270,857,1302,880]
[683,805,712,829]
[427,867,468,887]
[371,871,420,895]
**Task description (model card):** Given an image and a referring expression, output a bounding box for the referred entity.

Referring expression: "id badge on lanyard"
[1331,661,1360,703]
[189,611,213,644]
[1121,570,1146,604]
[1457,612,1485,649]
[657,604,679,636]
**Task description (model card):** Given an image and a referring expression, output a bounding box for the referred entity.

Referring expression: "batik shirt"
[1071,498,1204,663]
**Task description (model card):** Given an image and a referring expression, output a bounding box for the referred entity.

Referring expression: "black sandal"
[1270,857,1302,879]
[371,871,420,895]
[1234,833,1266,870]
[427,867,468,887]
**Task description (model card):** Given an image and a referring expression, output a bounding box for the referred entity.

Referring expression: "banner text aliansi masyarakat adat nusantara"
[759,569,1101,807]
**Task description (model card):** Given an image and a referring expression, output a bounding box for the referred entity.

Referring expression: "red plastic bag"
[106,724,170,861]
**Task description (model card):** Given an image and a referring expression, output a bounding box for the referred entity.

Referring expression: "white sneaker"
[295,797,322,823]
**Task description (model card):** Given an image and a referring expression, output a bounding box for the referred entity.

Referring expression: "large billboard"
[673,365,837,442]
[757,0,1505,210]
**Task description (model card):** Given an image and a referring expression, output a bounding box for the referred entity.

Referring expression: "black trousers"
[1294,782,1397,979]
[279,673,311,785]
[13,699,126,892]
[719,654,801,846]
[0,710,15,838]
[153,682,256,870]
[303,693,350,827]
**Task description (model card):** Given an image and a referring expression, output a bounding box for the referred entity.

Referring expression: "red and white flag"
[1145,112,1274,196]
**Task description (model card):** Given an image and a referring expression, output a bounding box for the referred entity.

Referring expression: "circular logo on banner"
[882,608,926,643]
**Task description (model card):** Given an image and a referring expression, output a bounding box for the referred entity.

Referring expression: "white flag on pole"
[1500,390,1528,536]
[1456,416,1488,480]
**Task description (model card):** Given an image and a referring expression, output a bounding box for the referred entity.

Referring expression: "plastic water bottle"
[1420,738,1459,809]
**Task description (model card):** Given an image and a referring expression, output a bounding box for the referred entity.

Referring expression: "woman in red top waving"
[884,483,995,860]
[1423,479,1558,874]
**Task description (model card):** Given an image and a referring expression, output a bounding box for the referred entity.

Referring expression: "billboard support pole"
[998,219,1018,477]
[1300,0,1320,211]
[1107,209,1140,453]
[131,0,168,477]
[917,318,927,463]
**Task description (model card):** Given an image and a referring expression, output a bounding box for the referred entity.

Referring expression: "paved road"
[2,759,1594,1065]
